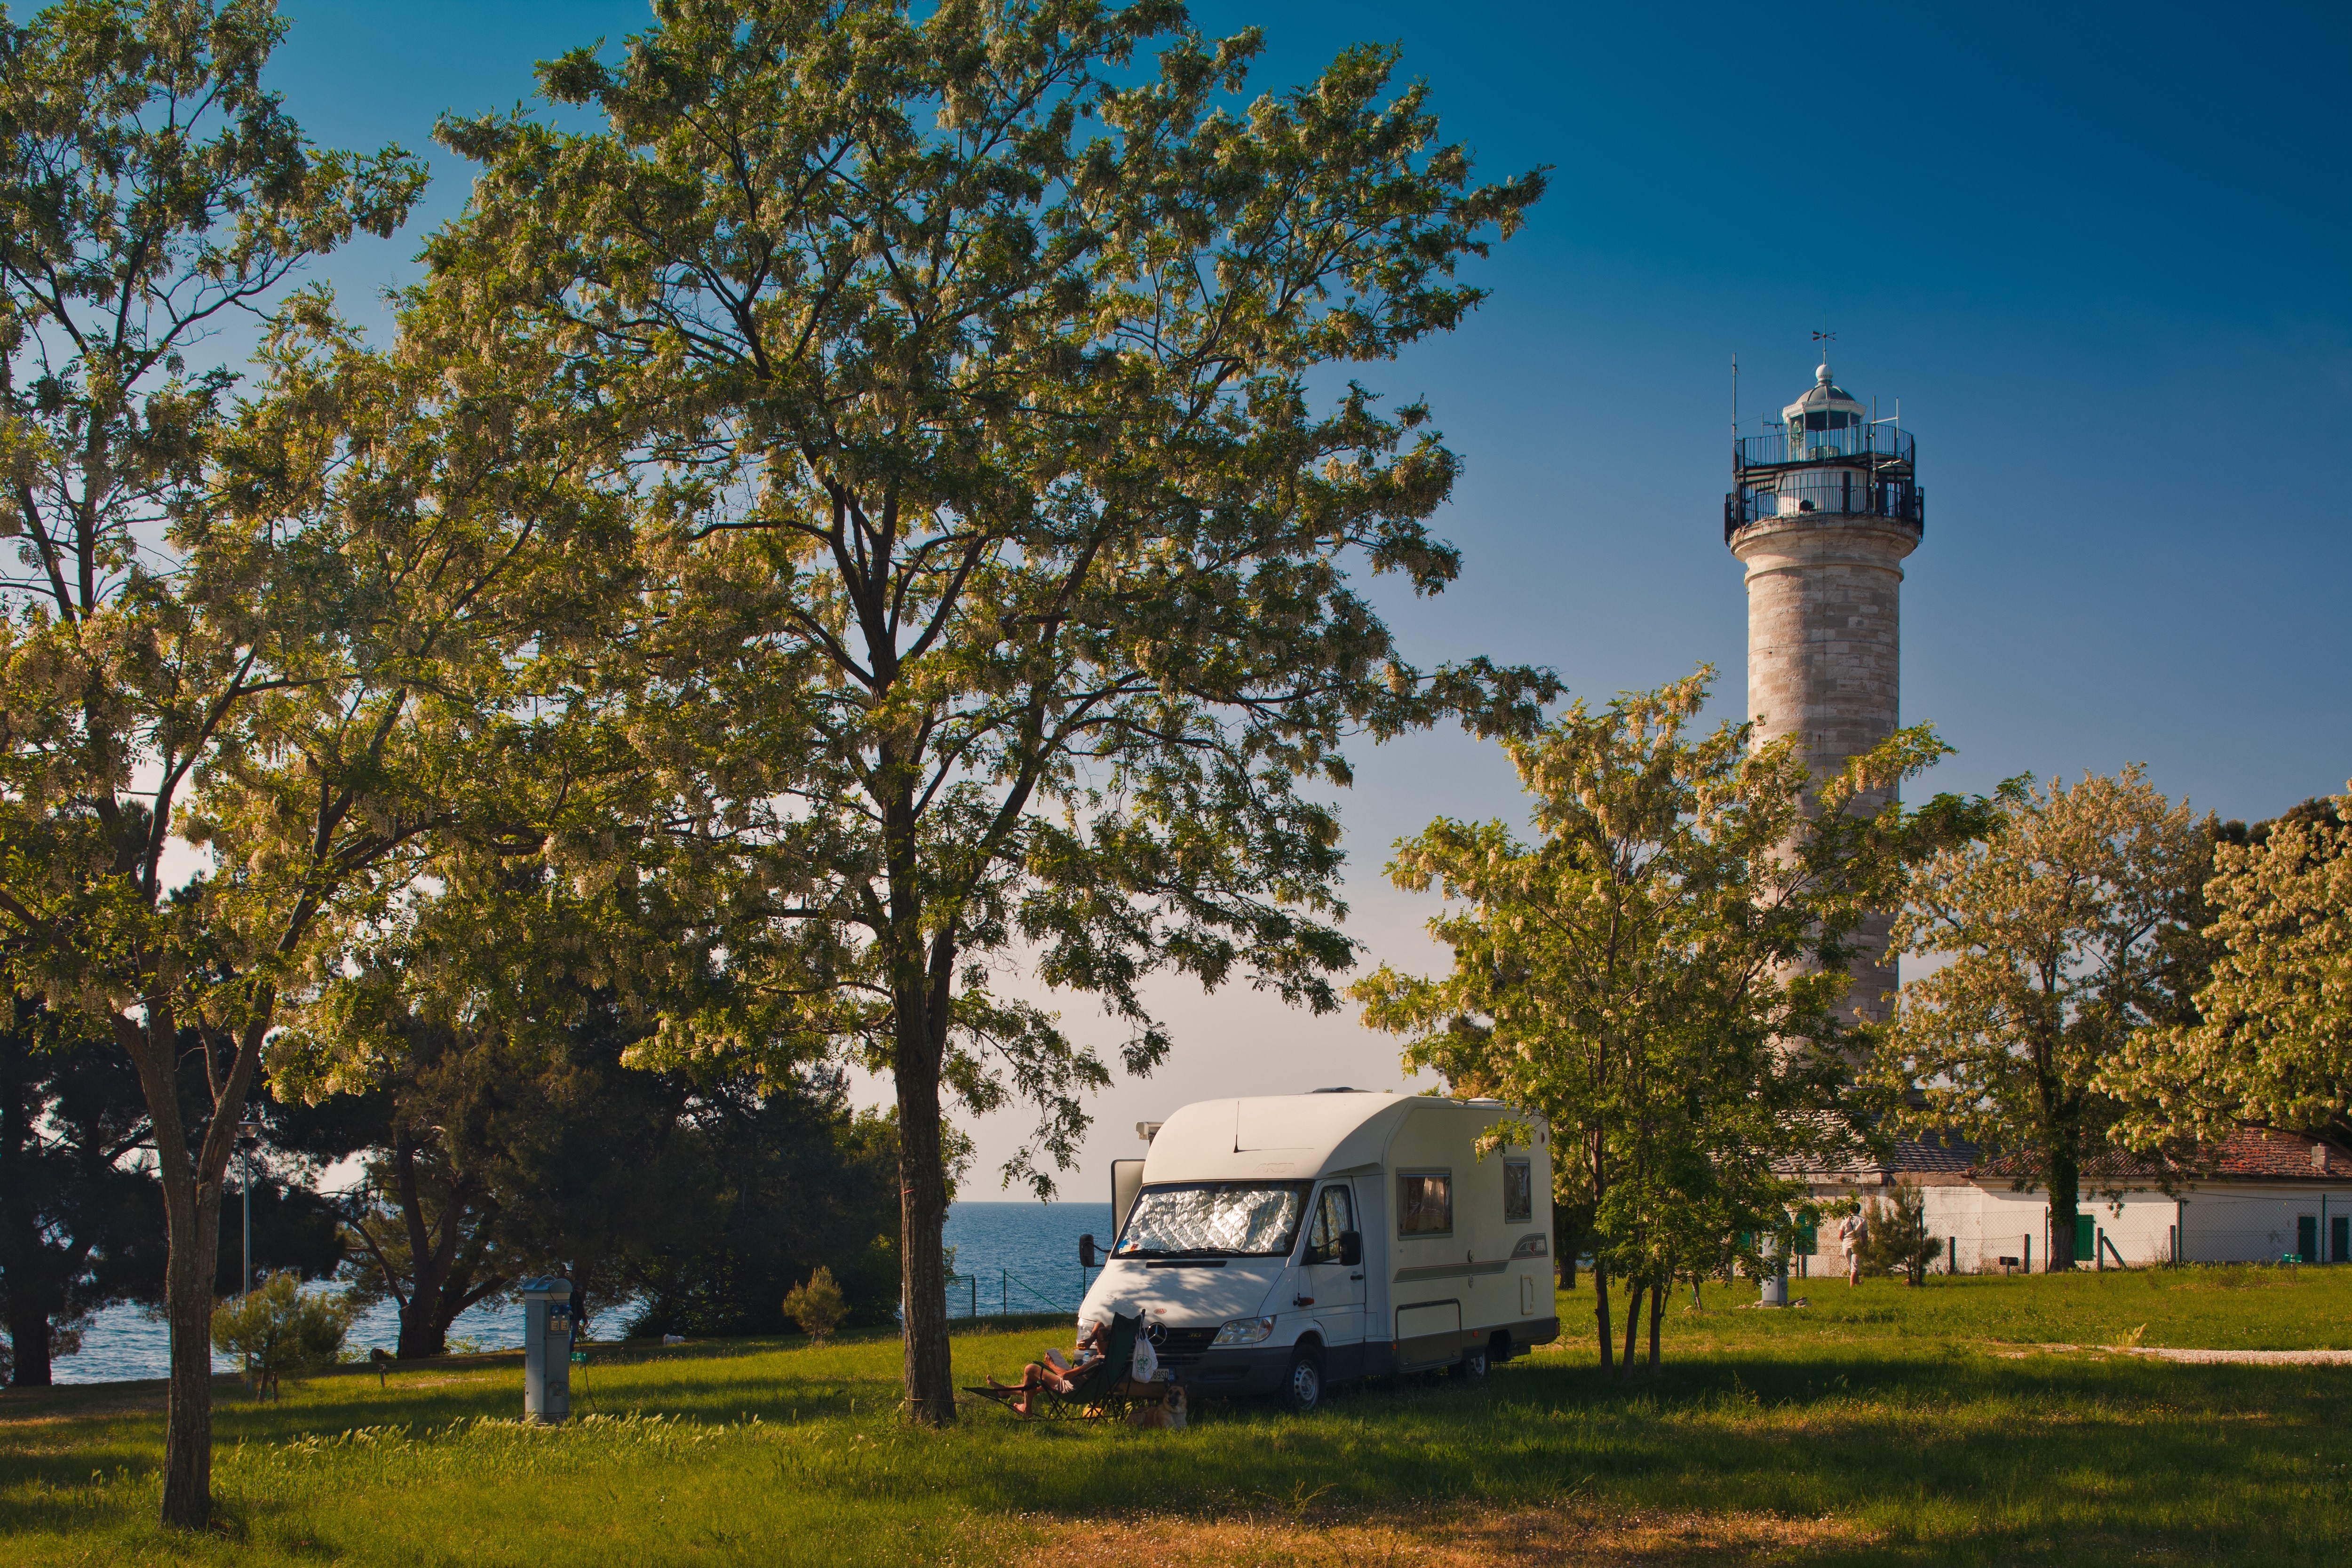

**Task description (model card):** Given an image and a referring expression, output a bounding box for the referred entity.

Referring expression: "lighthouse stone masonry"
[1724,359,1923,1026]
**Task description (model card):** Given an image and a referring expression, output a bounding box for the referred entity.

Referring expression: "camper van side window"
[1503,1160,1532,1224]
[1304,1186,1355,1263]
[1398,1172,1452,1237]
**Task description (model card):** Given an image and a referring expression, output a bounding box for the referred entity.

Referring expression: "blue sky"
[267,1,2352,1187]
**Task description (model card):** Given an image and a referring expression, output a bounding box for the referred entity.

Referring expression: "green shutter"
[2074,1214,2094,1261]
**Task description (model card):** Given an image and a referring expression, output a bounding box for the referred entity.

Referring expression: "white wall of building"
[2178,1184,2350,1264]
[1793,1179,2352,1273]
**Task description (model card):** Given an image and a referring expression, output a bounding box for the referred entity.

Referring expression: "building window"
[1398,1172,1452,1237]
[1502,1160,1532,1225]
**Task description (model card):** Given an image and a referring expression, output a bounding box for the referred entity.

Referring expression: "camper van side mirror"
[1079,1233,1097,1268]
[1337,1230,1362,1267]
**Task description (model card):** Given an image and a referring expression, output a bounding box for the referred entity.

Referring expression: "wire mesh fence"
[939,1267,1102,1319]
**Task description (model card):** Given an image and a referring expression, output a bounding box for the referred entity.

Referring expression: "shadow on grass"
[934,1349,2348,1564]
[7,1337,2346,1565]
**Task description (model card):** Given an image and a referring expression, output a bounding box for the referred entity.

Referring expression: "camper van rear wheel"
[1280,1346,1324,1415]
[1452,1346,1489,1381]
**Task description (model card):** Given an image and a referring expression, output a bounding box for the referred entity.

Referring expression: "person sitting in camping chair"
[985,1319,1109,1416]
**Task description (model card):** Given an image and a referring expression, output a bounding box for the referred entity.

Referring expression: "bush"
[211,1272,353,1390]
[1858,1181,1944,1285]
[781,1266,848,1343]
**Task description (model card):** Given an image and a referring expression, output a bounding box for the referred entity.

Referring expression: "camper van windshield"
[1115,1182,1311,1258]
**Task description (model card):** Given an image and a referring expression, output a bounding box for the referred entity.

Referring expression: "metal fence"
[939,1267,1102,1320]
[1724,477,1925,540]
[1735,424,1915,470]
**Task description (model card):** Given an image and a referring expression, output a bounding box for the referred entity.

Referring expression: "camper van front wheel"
[1280,1346,1324,1415]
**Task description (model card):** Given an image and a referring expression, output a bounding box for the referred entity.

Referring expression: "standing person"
[1839,1213,1865,1285]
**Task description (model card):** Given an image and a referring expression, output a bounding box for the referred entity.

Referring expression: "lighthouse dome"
[1781,361,1867,458]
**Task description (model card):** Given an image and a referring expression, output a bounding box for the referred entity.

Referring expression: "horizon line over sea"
[40,1200,1109,1385]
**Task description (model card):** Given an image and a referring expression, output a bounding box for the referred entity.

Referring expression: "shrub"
[211,1272,353,1390]
[781,1266,848,1344]
[1858,1181,1944,1285]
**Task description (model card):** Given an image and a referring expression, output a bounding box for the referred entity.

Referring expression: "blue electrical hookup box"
[521,1277,573,1425]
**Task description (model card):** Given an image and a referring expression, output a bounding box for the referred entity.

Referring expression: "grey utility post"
[521,1278,574,1424]
[237,1120,261,1297]
[1757,1236,1788,1307]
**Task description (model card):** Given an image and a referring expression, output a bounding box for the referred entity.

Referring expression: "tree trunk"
[6,1299,54,1387]
[1592,1260,1613,1371]
[396,1302,448,1359]
[2048,1142,2080,1272]
[0,1020,57,1386]
[1556,1210,1576,1291]
[159,1169,223,1528]
[1,1005,43,1385]
[119,1008,268,1530]
[1646,1275,1664,1370]
[895,1040,953,1424]
[1621,1276,1644,1376]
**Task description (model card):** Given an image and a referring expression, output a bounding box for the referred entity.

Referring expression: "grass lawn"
[5,1266,2350,1565]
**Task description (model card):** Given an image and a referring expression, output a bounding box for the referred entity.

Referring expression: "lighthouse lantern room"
[1725,358,1923,540]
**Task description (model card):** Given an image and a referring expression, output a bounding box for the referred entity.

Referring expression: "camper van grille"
[1149,1327,1220,1367]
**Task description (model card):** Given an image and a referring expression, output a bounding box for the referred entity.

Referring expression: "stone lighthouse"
[1724,356,1923,1025]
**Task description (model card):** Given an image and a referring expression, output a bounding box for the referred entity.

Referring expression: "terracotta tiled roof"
[1973,1126,2352,1185]
[2206,1126,2352,1179]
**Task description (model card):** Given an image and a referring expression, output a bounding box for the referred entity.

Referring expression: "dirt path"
[1024,1504,1875,1567]
[2121,1345,2352,1365]
[2018,1342,2352,1364]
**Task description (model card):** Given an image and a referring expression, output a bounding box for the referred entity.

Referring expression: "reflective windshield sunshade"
[1116,1182,1309,1257]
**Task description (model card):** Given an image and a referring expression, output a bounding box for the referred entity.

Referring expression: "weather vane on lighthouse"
[1722,346,1924,1027]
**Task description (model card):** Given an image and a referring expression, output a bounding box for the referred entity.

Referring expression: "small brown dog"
[1126,1383,1187,1431]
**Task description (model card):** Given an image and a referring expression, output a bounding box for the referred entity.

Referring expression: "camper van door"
[1297,1180,1367,1377]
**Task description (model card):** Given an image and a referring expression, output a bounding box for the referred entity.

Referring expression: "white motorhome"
[1073,1090,1557,1413]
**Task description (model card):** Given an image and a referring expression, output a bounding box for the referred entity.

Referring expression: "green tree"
[1869,769,2212,1271]
[431,0,1548,1422]
[2101,789,2352,1151]
[0,3,434,1517]
[1354,671,1949,1372]
[0,996,154,1384]
[275,853,908,1353]
[208,1269,350,1393]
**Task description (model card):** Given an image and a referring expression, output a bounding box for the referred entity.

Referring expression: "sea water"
[49,1295,534,1386]
[47,1201,1108,1384]
[940,1201,1112,1319]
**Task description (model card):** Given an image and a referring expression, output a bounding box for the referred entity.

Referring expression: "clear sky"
[264,1,2351,1197]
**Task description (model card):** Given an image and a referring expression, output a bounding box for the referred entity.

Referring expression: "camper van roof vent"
[1309,1086,1366,1093]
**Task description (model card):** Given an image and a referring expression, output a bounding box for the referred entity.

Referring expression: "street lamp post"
[237,1121,261,1297]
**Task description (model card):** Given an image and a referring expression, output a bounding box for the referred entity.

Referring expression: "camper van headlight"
[1211,1316,1276,1346]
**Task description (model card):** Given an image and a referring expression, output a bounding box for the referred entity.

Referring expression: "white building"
[1793,1127,2352,1274]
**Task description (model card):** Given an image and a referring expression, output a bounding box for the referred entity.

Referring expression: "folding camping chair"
[964,1312,1172,1421]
